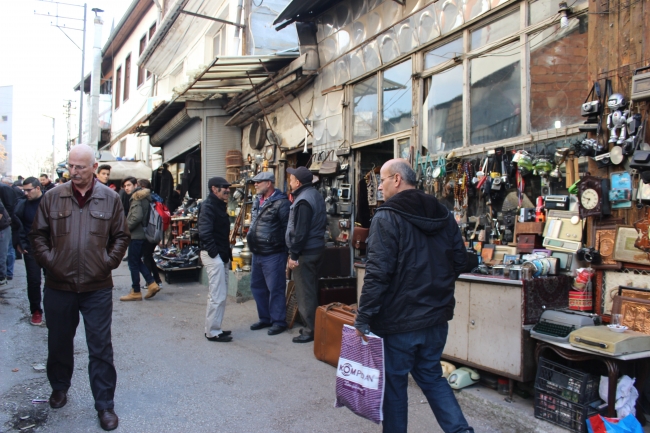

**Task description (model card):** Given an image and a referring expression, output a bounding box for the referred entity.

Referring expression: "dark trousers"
[292,252,322,337]
[141,240,161,284]
[127,239,154,292]
[43,287,116,411]
[24,253,43,314]
[250,252,288,327]
[380,323,473,433]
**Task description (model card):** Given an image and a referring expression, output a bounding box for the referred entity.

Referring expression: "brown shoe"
[49,389,67,408]
[144,282,161,299]
[98,408,119,431]
[119,290,142,301]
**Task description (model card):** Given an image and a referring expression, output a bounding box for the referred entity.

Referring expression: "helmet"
[607,93,627,110]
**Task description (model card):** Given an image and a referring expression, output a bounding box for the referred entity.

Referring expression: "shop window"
[470,10,520,51]
[423,65,464,153]
[353,75,379,143]
[470,42,521,145]
[529,17,589,132]
[382,60,412,135]
[424,38,463,70]
[528,0,556,25]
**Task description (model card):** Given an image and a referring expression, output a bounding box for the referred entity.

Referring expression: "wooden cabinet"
[443,278,537,382]
[170,217,198,249]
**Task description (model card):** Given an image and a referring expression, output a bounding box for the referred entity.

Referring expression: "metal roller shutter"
[162,119,201,163]
[203,116,241,196]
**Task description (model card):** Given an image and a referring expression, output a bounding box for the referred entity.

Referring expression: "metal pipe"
[89,9,103,150]
[78,3,87,144]
[233,0,244,55]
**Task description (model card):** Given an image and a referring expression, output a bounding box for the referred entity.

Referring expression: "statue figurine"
[607,93,629,145]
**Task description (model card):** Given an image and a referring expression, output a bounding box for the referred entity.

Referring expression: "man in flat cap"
[285,166,326,343]
[247,171,291,335]
[198,177,233,342]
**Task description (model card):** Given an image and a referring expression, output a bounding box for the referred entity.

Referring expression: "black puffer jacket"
[197,193,232,263]
[247,189,290,255]
[355,189,467,335]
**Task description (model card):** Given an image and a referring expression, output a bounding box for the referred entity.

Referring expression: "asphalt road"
[1,260,499,433]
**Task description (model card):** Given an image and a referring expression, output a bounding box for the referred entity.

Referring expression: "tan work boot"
[144,282,161,299]
[120,290,142,301]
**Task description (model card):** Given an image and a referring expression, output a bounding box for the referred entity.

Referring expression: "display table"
[532,335,650,424]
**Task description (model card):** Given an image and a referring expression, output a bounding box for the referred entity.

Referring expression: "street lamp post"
[42,115,56,178]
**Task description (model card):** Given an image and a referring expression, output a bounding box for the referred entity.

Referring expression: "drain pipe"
[232,0,244,55]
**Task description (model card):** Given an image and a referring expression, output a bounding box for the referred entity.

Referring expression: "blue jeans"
[7,243,15,278]
[127,239,154,292]
[0,226,11,279]
[250,252,287,327]
[380,323,473,433]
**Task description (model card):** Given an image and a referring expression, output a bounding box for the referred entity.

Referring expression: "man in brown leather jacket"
[29,144,130,431]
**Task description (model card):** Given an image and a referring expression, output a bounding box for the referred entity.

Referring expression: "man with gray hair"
[355,159,472,433]
[30,144,129,431]
[247,171,290,335]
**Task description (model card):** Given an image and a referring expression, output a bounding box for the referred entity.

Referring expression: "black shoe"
[7,276,12,280]
[292,334,314,343]
[122,256,128,262]
[205,333,232,342]
[250,321,272,331]
[49,389,67,408]
[98,408,119,431]
[267,325,286,335]
[221,330,232,336]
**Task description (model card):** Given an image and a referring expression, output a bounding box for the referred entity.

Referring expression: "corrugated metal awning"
[273,0,343,30]
[177,53,301,101]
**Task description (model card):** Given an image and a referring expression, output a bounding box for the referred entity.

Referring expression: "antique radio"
[570,326,650,355]
[544,195,569,211]
[542,210,582,253]
[630,66,650,101]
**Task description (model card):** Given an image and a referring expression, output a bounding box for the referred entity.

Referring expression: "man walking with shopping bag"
[355,159,473,433]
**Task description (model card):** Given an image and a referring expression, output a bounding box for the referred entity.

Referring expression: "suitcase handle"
[325,302,358,314]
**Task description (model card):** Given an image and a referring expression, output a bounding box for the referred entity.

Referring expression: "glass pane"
[424,38,463,69]
[471,10,520,50]
[363,40,382,72]
[530,17,589,132]
[353,75,379,143]
[464,0,491,22]
[396,17,419,54]
[528,0,554,25]
[379,29,400,64]
[398,137,411,159]
[423,65,464,153]
[436,0,464,34]
[382,60,412,135]
[470,42,521,144]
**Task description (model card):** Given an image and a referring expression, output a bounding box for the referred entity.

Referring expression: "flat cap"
[208,176,231,189]
[251,171,275,183]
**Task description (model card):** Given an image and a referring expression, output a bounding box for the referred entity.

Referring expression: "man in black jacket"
[39,174,56,193]
[14,177,45,325]
[285,166,326,343]
[354,159,472,433]
[247,171,290,336]
[198,177,233,343]
[0,181,17,286]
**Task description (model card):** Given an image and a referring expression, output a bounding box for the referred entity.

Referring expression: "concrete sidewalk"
[0,260,641,432]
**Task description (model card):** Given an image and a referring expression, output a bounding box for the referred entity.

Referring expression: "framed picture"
[613,226,650,267]
[591,220,623,270]
[503,254,519,264]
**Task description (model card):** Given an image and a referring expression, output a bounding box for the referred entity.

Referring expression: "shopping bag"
[586,414,644,433]
[334,324,385,424]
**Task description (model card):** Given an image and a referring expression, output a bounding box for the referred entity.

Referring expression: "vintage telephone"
[448,367,480,390]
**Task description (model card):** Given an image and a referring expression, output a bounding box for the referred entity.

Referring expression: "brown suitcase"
[314,303,357,367]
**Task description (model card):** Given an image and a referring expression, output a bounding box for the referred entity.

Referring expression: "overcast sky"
[0,0,134,177]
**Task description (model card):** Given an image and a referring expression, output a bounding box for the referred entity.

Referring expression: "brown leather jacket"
[29,180,131,292]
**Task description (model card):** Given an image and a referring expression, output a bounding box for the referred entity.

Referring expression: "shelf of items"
[170,216,198,250]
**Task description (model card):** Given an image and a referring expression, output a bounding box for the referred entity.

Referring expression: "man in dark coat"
[285,166,326,343]
[246,171,290,335]
[198,177,233,343]
[354,159,472,433]
[39,174,56,193]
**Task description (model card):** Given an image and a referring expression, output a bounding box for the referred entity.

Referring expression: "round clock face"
[581,188,599,209]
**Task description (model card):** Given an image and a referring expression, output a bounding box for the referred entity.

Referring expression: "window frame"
[123,54,131,102]
[137,35,146,88]
[114,66,122,110]
[147,23,156,79]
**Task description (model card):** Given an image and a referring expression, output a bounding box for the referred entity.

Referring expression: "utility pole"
[89,8,104,151]
[35,1,88,145]
[42,115,56,178]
